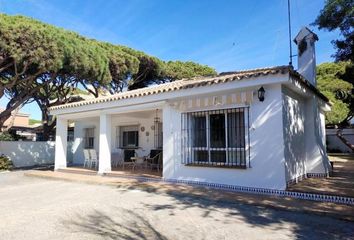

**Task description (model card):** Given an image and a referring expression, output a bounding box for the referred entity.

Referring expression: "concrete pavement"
[0,171,353,240]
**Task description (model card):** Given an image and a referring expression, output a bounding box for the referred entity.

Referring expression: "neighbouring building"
[0,108,38,141]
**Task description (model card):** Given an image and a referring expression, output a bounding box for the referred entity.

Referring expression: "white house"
[50,27,331,190]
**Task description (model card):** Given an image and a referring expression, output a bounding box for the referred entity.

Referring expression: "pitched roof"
[49,65,328,111]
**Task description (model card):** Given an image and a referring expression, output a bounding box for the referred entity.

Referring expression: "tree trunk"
[0,108,14,132]
[40,105,57,141]
[41,121,56,141]
[0,83,42,130]
[0,97,29,131]
[42,123,52,141]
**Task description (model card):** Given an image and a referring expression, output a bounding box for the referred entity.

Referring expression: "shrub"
[0,155,12,170]
[0,133,15,141]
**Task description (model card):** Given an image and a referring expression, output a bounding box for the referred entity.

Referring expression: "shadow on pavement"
[112,181,354,240]
[62,208,168,240]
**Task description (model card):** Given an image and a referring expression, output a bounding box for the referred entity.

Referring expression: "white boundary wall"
[0,141,55,168]
[326,128,354,153]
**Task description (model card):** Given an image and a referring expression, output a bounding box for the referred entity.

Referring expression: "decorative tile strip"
[165,178,354,205]
[306,172,329,178]
[105,174,354,206]
[286,172,330,187]
[286,174,307,187]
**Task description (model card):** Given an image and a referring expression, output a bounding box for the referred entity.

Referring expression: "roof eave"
[49,65,291,113]
[289,70,330,104]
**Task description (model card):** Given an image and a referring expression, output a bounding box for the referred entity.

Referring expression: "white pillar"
[162,105,171,179]
[54,117,68,170]
[98,113,112,174]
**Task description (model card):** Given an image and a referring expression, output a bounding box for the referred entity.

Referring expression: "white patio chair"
[83,149,91,168]
[89,149,98,170]
[111,151,124,168]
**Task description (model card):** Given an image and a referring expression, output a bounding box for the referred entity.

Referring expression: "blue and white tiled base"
[306,172,329,178]
[164,178,354,205]
[105,174,354,206]
[286,174,307,186]
[286,172,330,186]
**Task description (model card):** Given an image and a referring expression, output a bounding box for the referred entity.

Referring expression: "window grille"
[83,128,95,149]
[119,125,139,148]
[154,122,163,149]
[181,107,250,168]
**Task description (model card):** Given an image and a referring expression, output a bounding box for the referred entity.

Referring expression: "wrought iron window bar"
[181,107,250,168]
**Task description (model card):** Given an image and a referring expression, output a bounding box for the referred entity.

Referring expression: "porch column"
[54,117,68,170]
[98,113,112,174]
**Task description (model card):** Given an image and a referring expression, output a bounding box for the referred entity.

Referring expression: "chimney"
[294,27,319,86]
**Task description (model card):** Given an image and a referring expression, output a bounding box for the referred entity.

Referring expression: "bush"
[0,133,15,141]
[0,155,12,170]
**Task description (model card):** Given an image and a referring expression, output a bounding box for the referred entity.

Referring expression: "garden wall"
[326,129,354,153]
[0,141,55,168]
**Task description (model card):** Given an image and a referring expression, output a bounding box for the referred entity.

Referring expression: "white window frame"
[83,127,95,149]
[117,125,139,149]
[182,107,249,167]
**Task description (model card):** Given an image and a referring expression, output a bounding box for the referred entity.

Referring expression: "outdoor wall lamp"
[258,86,265,102]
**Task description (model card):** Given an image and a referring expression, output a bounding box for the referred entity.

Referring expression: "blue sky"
[0,0,339,120]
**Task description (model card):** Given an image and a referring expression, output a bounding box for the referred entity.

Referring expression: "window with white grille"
[83,128,95,149]
[118,125,139,148]
[181,107,250,168]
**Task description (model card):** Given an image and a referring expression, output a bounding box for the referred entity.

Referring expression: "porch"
[54,102,164,176]
[60,166,162,178]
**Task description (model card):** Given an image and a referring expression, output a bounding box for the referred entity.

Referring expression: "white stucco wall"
[304,96,331,174]
[72,112,161,165]
[282,86,331,181]
[163,84,287,190]
[282,87,306,181]
[0,141,55,168]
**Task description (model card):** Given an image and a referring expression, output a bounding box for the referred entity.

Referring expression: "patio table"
[131,157,147,170]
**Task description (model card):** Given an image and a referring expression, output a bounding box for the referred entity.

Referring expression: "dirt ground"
[287,155,354,198]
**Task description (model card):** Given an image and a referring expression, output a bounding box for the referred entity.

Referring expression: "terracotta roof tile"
[49,65,308,111]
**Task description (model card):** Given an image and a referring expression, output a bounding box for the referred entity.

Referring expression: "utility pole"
[287,0,293,66]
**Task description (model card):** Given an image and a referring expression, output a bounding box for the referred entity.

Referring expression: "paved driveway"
[0,171,353,240]
[288,156,354,197]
